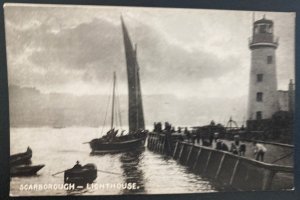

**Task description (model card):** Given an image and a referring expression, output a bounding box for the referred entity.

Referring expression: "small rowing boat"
[10,164,45,176]
[10,147,32,166]
[64,162,97,186]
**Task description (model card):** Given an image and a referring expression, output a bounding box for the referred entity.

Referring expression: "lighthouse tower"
[247,16,279,120]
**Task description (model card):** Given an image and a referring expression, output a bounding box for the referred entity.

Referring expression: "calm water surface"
[10,127,218,196]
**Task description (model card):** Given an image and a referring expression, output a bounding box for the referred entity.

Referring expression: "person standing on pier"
[177,127,182,133]
[216,139,229,151]
[230,135,240,155]
[214,132,220,142]
[196,132,201,144]
[184,127,192,142]
[153,122,157,132]
[209,132,214,146]
[252,141,267,161]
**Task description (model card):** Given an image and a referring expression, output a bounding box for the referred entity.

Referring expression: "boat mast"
[135,44,139,129]
[110,72,116,130]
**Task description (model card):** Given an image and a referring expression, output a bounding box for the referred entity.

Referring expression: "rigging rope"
[113,77,118,129]
[110,73,123,132]
[116,79,123,130]
[99,72,124,136]
[114,97,119,128]
[100,80,113,136]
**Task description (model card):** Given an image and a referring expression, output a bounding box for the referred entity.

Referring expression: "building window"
[267,56,273,64]
[256,92,263,102]
[257,74,263,82]
[267,25,273,33]
[254,26,259,34]
[256,111,262,120]
[260,24,267,33]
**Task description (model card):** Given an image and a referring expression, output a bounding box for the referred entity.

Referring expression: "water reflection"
[120,147,145,194]
[66,187,88,196]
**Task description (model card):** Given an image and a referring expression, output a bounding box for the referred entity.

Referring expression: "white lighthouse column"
[247,17,279,121]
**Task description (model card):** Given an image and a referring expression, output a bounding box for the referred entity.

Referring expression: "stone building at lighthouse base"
[246,80,295,143]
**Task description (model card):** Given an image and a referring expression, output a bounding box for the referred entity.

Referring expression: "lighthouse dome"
[254,18,273,25]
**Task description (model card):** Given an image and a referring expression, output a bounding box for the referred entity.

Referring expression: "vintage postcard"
[4,3,295,196]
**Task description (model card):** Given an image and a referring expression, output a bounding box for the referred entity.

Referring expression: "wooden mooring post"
[148,132,179,155]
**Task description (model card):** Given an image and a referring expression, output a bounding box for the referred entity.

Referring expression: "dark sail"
[134,45,145,130]
[121,16,145,132]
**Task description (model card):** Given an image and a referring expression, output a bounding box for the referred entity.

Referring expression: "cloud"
[5,7,243,97]
[4,5,295,126]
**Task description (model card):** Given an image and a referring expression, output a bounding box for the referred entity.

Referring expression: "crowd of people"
[153,122,267,162]
[153,122,176,133]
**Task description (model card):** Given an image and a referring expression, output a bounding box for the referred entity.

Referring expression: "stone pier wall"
[147,133,294,191]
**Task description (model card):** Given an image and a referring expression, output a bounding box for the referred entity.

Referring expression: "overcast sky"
[4,4,295,125]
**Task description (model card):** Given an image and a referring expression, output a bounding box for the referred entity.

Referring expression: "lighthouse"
[247,16,279,120]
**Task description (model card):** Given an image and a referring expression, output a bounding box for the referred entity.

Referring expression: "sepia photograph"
[4,3,295,196]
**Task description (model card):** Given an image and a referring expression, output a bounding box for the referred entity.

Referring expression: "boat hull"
[10,164,45,177]
[64,164,97,186]
[10,148,32,166]
[90,134,146,154]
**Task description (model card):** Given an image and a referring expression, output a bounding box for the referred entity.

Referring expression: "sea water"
[10,127,218,196]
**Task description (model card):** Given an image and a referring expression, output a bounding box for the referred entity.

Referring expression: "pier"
[147,132,294,191]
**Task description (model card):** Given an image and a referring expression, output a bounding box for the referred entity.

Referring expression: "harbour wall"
[147,133,294,191]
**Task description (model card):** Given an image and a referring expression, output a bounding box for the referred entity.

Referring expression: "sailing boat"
[88,17,147,153]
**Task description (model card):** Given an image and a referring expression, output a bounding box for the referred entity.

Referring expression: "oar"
[52,169,121,176]
[97,169,121,175]
[52,170,66,176]
[82,142,90,144]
